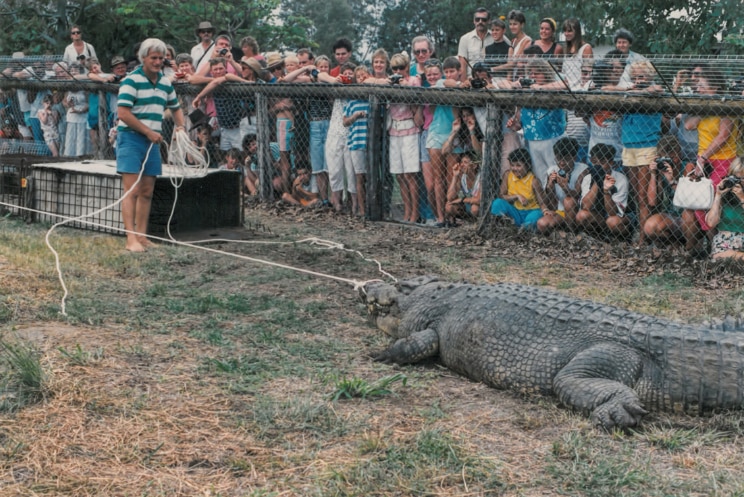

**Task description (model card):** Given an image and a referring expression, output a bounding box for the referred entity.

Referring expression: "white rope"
[5,201,394,313]
[44,142,153,316]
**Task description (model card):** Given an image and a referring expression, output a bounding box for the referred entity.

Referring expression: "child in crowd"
[490,148,547,228]
[342,65,371,217]
[445,151,481,225]
[705,158,744,260]
[219,148,243,171]
[576,143,631,237]
[37,94,60,156]
[325,61,356,212]
[282,166,322,208]
[426,56,467,227]
[537,137,589,234]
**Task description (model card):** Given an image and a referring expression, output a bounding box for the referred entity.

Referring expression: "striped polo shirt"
[343,99,369,151]
[117,66,179,133]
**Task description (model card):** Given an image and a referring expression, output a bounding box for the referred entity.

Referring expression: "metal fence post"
[255,93,273,202]
[366,94,383,221]
[478,103,502,233]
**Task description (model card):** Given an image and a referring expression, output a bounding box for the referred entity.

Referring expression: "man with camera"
[195,34,241,75]
[62,26,97,70]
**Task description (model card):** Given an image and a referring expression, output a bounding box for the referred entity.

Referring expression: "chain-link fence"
[3,54,744,254]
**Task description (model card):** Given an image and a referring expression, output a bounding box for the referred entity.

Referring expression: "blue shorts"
[309,120,329,174]
[425,131,448,150]
[419,130,430,162]
[116,131,162,176]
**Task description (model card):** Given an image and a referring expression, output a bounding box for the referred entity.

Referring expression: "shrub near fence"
[3,54,744,253]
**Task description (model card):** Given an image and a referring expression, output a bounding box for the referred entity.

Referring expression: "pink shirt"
[389,76,421,137]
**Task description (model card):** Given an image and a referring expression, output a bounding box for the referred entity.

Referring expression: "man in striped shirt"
[116,38,185,252]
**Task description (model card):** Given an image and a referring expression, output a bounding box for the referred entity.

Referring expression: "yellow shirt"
[698,116,738,160]
[507,171,539,210]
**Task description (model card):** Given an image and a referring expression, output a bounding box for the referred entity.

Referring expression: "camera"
[518,78,535,88]
[722,176,742,190]
[77,54,86,61]
[470,78,487,89]
[389,73,403,85]
[634,81,650,90]
[339,75,352,84]
[558,169,568,178]
[654,157,672,172]
[608,185,618,195]
[112,74,123,83]
[163,58,172,67]
[219,48,228,56]
[310,68,319,79]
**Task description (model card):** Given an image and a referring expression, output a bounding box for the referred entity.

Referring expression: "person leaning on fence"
[324,62,357,213]
[410,35,435,81]
[342,65,371,217]
[37,93,60,157]
[612,28,647,88]
[490,147,548,229]
[685,67,740,233]
[576,143,631,238]
[116,38,185,253]
[369,52,422,223]
[604,60,664,245]
[705,158,744,260]
[642,135,701,250]
[426,56,465,227]
[510,54,567,186]
[445,150,481,225]
[441,106,482,158]
[537,137,589,234]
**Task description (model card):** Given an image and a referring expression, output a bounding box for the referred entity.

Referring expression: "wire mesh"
[3,53,744,255]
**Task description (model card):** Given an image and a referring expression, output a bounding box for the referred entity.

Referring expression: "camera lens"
[558,169,568,178]
[219,49,228,56]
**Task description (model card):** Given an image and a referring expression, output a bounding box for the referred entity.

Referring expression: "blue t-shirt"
[622,113,662,149]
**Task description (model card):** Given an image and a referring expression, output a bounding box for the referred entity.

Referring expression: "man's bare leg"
[121,174,155,252]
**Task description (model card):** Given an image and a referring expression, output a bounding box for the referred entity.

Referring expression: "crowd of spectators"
[2,11,744,260]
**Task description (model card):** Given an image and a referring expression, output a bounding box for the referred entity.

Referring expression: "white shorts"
[325,133,353,193]
[350,149,367,175]
[220,127,243,151]
[389,133,420,175]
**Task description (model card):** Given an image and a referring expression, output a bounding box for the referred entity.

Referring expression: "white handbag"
[672,174,715,210]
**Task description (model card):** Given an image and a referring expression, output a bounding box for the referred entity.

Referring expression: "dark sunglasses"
[474,17,488,22]
[391,65,406,71]
[414,49,429,55]
[424,58,441,67]
[71,31,81,35]
[198,29,212,34]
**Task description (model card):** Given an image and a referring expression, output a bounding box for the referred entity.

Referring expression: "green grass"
[0,336,48,412]
[330,373,407,401]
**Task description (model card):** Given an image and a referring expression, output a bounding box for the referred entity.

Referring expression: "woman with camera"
[642,135,700,248]
[705,159,744,260]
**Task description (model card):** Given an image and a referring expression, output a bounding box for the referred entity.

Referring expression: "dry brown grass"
[1,209,744,496]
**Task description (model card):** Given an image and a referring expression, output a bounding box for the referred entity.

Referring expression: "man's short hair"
[209,57,227,67]
[474,7,489,18]
[442,56,460,70]
[297,48,314,60]
[239,36,259,53]
[613,28,634,45]
[138,38,167,62]
[215,34,232,46]
[332,37,352,53]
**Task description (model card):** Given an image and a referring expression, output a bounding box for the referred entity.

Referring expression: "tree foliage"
[1,0,742,66]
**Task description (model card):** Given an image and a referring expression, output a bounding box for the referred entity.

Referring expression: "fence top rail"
[4,77,744,116]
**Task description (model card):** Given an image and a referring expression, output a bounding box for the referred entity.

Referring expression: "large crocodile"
[362,276,744,429]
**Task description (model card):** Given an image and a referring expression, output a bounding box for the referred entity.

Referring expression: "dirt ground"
[2,204,744,496]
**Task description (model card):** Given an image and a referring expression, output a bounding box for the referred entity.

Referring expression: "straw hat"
[240,56,264,77]
[265,52,284,69]
[195,21,216,36]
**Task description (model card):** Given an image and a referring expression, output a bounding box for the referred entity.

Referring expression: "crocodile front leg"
[553,343,649,430]
[373,329,439,364]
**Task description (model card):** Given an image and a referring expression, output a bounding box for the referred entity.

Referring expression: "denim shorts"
[116,130,162,176]
[309,120,329,174]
